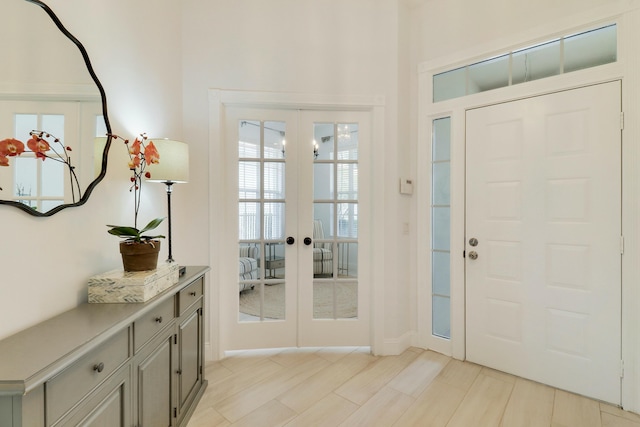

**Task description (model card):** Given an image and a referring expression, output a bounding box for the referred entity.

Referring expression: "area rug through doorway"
[239,282,357,319]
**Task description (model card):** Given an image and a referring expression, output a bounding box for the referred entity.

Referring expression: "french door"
[465,81,622,404]
[223,106,370,351]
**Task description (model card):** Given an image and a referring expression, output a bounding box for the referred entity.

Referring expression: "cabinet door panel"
[77,388,123,427]
[178,304,202,415]
[137,334,174,427]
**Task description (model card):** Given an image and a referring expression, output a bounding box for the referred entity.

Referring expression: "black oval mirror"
[0,0,111,216]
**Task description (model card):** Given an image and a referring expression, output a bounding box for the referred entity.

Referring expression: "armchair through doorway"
[313,219,333,276]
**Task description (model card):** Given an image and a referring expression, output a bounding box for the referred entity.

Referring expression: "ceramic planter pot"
[119,240,161,272]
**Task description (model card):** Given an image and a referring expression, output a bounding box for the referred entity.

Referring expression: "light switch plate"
[400,178,413,195]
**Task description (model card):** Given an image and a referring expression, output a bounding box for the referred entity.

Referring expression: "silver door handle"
[468,251,478,260]
[469,238,478,247]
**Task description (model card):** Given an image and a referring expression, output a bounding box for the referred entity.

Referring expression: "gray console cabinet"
[0,266,209,427]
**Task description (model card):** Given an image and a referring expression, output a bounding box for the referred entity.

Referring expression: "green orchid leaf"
[139,217,165,234]
[107,217,165,241]
[107,226,140,237]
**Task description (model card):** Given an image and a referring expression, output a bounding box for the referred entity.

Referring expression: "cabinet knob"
[155,316,163,323]
[176,369,182,375]
[189,291,197,297]
[93,362,105,373]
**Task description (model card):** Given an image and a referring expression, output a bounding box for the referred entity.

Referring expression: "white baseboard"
[204,342,217,362]
[376,331,419,356]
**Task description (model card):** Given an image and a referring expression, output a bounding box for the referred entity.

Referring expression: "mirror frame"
[0,0,112,217]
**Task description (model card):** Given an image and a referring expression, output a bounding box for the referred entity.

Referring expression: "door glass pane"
[338,242,357,278]
[41,200,63,211]
[313,282,358,320]
[238,118,288,323]
[13,157,36,198]
[239,202,261,240]
[313,120,358,320]
[432,295,451,338]
[432,251,450,296]
[264,121,285,160]
[337,163,357,200]
[432,117,451,339]
[14,114,37,141]
[337,203,357,238]
[433,66,466,102]
[264,162,284,199]
[313,282,334,319]
[432,162,450,205]
[239,161,260,199]
[337,123,358,160]
[41,158,64,197]
[313,123,334,160]
[239,283,285,321]
[264,242,285,279]
[96,115,107,136]
[564,25,617,73]
[263,202,284,240]
[312,218,334,279]
[313,203,334,234]
[41,114,64,139]
[432,118,451,162]
[238,120,260,159]
[313,163,333,200]
[512,40,561,84]
[239,243,260,281]
[467,54,509,95]
[432,207,450,251]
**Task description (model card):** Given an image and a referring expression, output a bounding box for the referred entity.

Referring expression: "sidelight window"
[432,117,451,339]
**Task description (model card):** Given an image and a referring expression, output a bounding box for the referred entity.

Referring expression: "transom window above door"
[433,24,617,102]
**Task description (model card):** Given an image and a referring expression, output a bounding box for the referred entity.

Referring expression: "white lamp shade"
[145,139,189,183]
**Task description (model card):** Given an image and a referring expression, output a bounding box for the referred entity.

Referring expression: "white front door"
[465,81,622,404]
[222,106,370,351]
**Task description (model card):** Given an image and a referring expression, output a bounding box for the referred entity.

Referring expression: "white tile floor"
[187,346,640,426]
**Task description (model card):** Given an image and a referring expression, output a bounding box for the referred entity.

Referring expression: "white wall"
[0,0,415,354]
[181,0,413,353]
[0,0,183,341]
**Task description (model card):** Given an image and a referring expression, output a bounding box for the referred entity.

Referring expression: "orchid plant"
[0,131,80,200]
[106,133,165,243]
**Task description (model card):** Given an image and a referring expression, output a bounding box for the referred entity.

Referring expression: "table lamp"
[146,138,189,275]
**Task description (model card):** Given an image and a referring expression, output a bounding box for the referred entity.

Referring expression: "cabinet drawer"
[178,278,203,316]
[46,327,130,425]
[134,297,175,352]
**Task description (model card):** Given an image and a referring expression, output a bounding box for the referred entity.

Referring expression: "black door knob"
[286,236,295,245]
[303,237,312,246]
